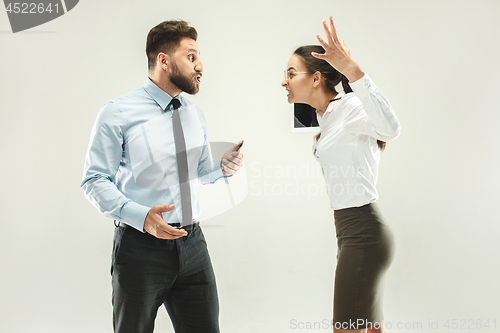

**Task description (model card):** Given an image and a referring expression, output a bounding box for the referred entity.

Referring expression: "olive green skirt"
[333,203,395,330]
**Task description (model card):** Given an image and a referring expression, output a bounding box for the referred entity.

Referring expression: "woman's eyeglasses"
[284,70,310,83]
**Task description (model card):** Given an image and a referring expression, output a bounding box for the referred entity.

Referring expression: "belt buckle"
[168,222,199,239]
[185,221,199,239]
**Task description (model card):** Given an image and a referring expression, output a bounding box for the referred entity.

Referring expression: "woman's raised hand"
[312,16,365,82]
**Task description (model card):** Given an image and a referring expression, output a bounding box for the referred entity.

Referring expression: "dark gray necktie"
[170,98,192,226]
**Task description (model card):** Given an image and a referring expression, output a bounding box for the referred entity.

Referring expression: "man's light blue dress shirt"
[81,78,224,231]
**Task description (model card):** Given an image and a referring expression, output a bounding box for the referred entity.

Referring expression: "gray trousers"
[111,225,219,333]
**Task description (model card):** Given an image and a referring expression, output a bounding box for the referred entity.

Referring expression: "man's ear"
[158,52,170,71]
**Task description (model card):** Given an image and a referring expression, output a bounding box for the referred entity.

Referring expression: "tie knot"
[170,98,181,111]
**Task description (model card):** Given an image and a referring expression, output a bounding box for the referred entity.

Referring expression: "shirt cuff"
[213,161,226,180]
[121,201,151,232]
[348,73,375,100]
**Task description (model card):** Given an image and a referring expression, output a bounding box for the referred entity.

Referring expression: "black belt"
[114,220,200,238]
[171,222,200,238]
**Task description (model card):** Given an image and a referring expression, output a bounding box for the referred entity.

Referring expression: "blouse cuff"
[348,73,377,100]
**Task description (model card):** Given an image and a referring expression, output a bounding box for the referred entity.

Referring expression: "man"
[80,20,243,333]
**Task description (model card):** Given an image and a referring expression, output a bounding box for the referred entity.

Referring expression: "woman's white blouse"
[312,74,401,210]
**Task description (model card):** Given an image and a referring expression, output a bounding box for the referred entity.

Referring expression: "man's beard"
[169,60,200,95]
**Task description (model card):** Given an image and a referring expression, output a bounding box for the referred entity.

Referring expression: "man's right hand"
[144,204,187,239]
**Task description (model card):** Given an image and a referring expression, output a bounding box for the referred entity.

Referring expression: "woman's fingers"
[328,16,341,44]
[319,17,344,57]
[311,51,325,60]
[316,34,330,50]
[322,20,335,46]
[312,16,362,78]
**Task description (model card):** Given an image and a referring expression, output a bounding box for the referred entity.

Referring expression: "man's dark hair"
[146,20,198,70]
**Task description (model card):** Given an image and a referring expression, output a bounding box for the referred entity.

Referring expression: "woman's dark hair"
[293,45,386,151]
[294,45,352,94]
[146,20,198,70]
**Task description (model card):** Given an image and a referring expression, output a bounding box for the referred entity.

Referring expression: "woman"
[281,17,401,333]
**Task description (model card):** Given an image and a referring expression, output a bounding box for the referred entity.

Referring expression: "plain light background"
[1,0,499,332]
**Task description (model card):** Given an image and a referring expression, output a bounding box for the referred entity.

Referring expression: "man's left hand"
[221,142,244,176]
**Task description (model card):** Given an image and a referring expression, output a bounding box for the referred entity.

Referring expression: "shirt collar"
[143,77,183,111]
[323,92,345,115]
